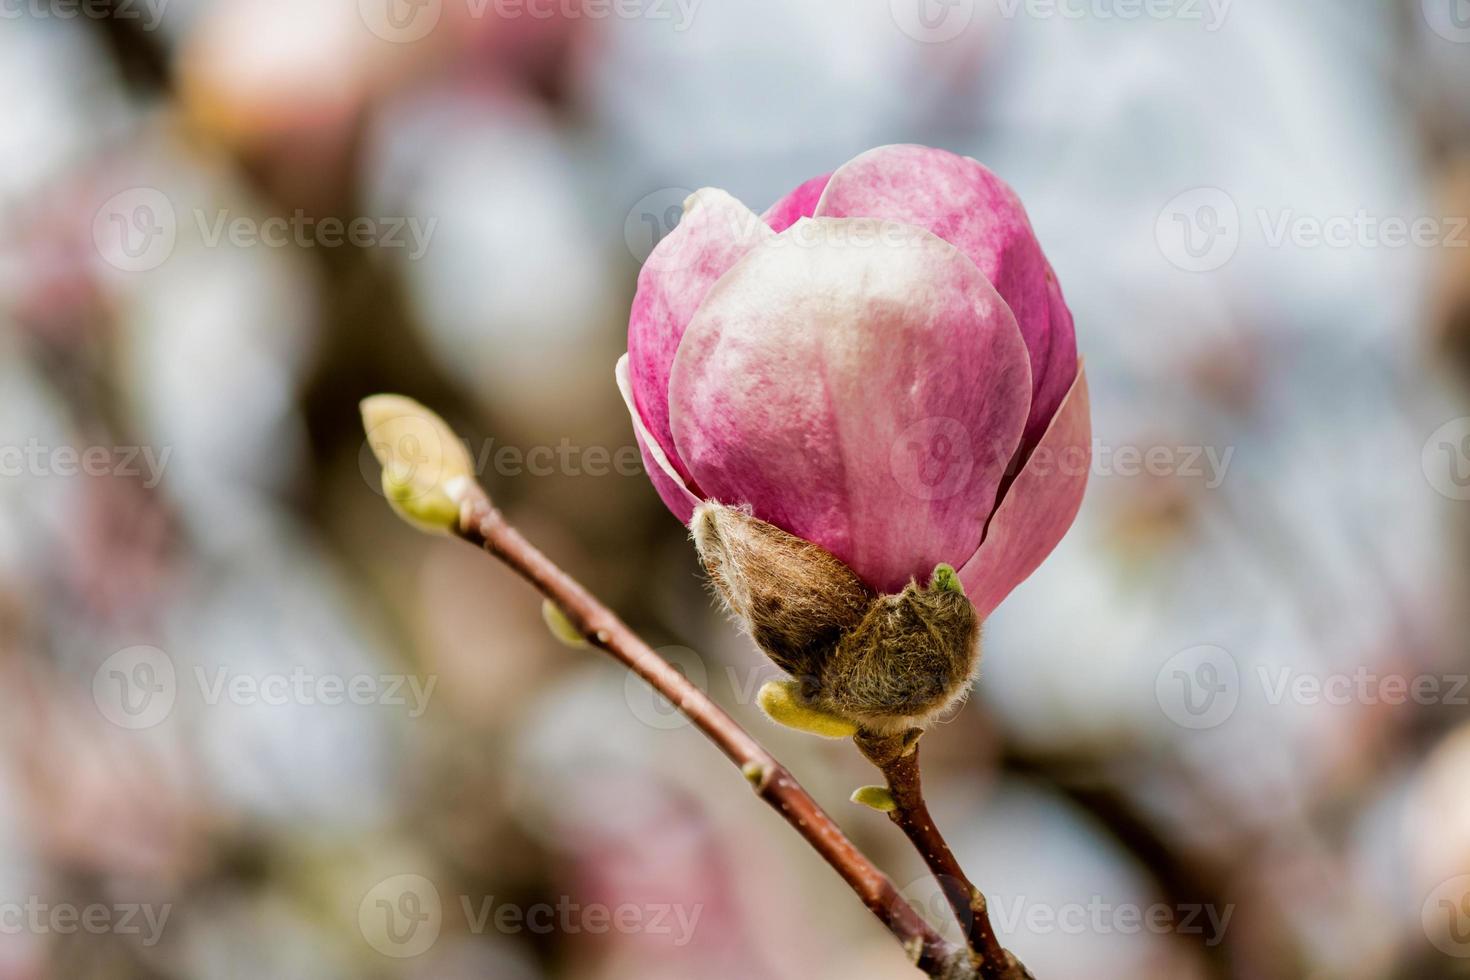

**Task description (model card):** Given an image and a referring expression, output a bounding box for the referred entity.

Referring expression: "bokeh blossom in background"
[1,1,1469,978]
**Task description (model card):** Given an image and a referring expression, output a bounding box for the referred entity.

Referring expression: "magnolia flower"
[616,144,1091,731]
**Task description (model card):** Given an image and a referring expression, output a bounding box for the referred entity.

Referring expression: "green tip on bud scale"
[928,563,963,595]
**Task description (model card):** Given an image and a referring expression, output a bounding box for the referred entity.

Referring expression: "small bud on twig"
[541,599,589,648]
[360,395,474,535]
[851,785,898,812]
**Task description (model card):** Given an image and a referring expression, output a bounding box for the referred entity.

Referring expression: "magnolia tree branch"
[857,732,1033,980]
[451,482,974,978]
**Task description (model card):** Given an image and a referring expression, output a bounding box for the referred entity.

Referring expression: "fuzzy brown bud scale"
[692,502,981,735]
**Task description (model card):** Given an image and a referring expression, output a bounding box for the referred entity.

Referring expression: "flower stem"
[857,731,1033,980]
[452,482,967,977]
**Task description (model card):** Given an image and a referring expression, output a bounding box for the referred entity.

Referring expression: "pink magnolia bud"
[617,144,1091,619]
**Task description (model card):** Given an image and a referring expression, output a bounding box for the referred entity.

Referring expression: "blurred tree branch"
[88,0,171,92]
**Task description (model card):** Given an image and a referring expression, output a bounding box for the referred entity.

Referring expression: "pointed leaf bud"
[541,600,588,649]
[757,680,859,739]
[850,785,897,812]
[361,394,475,535]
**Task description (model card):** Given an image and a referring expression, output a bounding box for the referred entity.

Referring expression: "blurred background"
[1,0,1469,977]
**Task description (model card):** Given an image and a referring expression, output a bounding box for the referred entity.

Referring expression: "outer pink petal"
[1034,266,1077,451]
[815,144,1076,453]
[616,354,701,523]
[958,366,1091,619]
[668,218,1032,595]
[760,172,832,232]
[627,189,773,489]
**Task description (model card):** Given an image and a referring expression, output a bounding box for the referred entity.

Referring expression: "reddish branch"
[453,484,972,978]
[857,732,1033,980]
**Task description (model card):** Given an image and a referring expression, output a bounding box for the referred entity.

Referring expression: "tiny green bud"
[756,679,859,739]
[741,761,769,787]
[850,785,897,812]
[541,599,588,648]
[361,394,475,535]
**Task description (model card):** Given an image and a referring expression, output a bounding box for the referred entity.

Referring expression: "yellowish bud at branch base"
[757,679,859,739]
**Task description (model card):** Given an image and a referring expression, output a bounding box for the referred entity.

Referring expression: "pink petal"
[815,144,1076,453]
[668,217,1032,594]
[760,172,832,232]
[958,366,1091,619]
[1033,267,1077,453]
[616,354,701,523]
[627,189,773,489]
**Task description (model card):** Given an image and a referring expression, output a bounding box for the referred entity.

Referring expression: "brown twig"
[857,731,1032,980]
[453,483,971,978]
